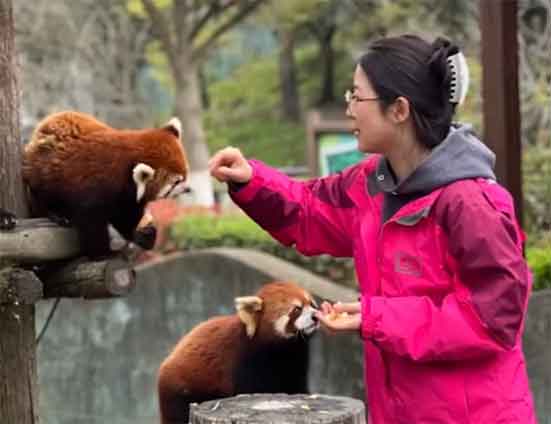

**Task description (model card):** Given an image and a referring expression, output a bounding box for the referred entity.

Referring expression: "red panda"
[157,281,319,424]
[22,111,189,258]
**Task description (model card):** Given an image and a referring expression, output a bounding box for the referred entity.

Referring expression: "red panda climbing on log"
[157,281,320,424]
[22,111,189,258]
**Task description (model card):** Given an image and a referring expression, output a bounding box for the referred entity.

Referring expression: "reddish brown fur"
[22,111,189,257]
[157,282,315,424]
[23,111,188,203]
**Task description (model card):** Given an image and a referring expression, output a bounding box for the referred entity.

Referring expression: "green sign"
[318,133,365,176]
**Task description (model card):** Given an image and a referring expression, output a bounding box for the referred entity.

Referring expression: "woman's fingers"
[314,310,362,332]
[333,302,361,314]
[208,147,252,183]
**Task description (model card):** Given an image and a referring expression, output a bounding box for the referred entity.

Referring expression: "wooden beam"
[0,218,80,263]
[480,0,523,221]
[40,257,136,299]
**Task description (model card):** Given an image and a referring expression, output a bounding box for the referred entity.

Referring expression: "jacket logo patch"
[394,251,422,277]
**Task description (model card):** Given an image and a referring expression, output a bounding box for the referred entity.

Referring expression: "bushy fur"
[157,282,318,424]
[22,111,189,258]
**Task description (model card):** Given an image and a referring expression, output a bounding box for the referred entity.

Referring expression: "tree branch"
[192,0,266,62]
[140,0,177,67]
[189,1,234,42]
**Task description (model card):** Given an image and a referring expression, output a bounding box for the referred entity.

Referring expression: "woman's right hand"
[208,147,253,184]
[315,301,361,333]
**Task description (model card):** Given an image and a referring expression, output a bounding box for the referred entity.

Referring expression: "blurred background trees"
[13,0,550,232]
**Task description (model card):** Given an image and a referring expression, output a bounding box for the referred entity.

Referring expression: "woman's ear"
[390,96,411,124]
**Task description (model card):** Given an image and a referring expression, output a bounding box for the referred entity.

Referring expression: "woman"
[209,34,536,423]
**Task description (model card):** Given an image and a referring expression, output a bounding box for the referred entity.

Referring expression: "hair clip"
[447,51,470,105]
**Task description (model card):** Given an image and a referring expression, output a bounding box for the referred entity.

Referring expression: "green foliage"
[169,214,357,288]
[205,45,319,166]
[526,245,551,290]
[127,0,171,16]
[205,41,354,166]
[523,146,551,236]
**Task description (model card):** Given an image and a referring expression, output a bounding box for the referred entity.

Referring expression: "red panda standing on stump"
[157,281,320,424]
[22,111,189,258]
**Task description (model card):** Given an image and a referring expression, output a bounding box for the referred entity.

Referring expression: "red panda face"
[135,166,187,203]
[235,282,319,342]
[132,117,189,203]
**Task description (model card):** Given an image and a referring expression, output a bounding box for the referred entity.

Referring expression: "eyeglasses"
[344,89,379,104]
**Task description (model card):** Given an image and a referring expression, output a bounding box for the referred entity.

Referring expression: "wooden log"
[0,267,43,305]
[189,393,366,424]
[0,218,80,263]
[0,1,39,421]
[40,257,136,299]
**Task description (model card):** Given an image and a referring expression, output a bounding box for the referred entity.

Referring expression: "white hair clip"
[447,51,470,105]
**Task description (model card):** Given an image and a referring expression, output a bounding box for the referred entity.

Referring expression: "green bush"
[526,244,551,291]
[523,146,551,237]
[169,214,358,289]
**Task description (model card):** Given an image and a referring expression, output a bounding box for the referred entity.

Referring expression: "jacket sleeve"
[361,181,530,362]
[229,159,360,257]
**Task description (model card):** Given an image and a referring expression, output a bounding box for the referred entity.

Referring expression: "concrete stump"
[189,393,366,424]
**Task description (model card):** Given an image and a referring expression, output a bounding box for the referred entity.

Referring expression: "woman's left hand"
[315,301,361,332]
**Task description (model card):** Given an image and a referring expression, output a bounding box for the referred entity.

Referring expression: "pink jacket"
[230,154,536,423]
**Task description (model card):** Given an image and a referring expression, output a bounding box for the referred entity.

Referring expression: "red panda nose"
[311,313,319,323]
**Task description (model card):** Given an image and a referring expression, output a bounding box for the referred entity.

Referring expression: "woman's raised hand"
[208,147,253,184]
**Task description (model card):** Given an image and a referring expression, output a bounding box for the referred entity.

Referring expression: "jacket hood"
[374,124,496,195]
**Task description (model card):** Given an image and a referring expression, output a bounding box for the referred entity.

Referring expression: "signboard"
[306,110,365,177]
[317,132,365,176]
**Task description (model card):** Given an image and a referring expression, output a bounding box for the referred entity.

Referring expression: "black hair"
[358,34,460,148]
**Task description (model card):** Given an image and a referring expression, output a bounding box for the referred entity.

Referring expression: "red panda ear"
[133,163,155,202]
[163,117,182,139]
[235,296,263,338]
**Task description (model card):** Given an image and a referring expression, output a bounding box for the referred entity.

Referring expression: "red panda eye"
[293,306,302,314]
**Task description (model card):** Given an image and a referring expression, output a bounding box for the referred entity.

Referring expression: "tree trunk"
[318,26,336,105]
[278,28,301,122]
[0,1,38,423]
[189,393,366,423]
[172,56,214,207]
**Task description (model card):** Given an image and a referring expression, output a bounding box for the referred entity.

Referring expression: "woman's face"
[347,65,398,154]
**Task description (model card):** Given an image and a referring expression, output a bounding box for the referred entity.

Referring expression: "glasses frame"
[344,89,379,105]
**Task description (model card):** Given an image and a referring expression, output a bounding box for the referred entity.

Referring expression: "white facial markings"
[295,305,319,335]
[157,175,187,199]
[273,314,292,338]
[132,163,155,202]
[273,298,319,338]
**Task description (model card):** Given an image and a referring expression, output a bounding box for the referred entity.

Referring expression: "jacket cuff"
[361,296,378,339]
[228,160,263,203]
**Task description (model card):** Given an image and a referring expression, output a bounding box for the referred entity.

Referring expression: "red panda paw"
[133,224,157,250]
[47,212,72,227]
[0,208,16,231]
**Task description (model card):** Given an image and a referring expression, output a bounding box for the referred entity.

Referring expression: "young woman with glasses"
[209,34,536,423]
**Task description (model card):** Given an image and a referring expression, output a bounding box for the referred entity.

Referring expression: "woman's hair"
[358,34,460,148]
